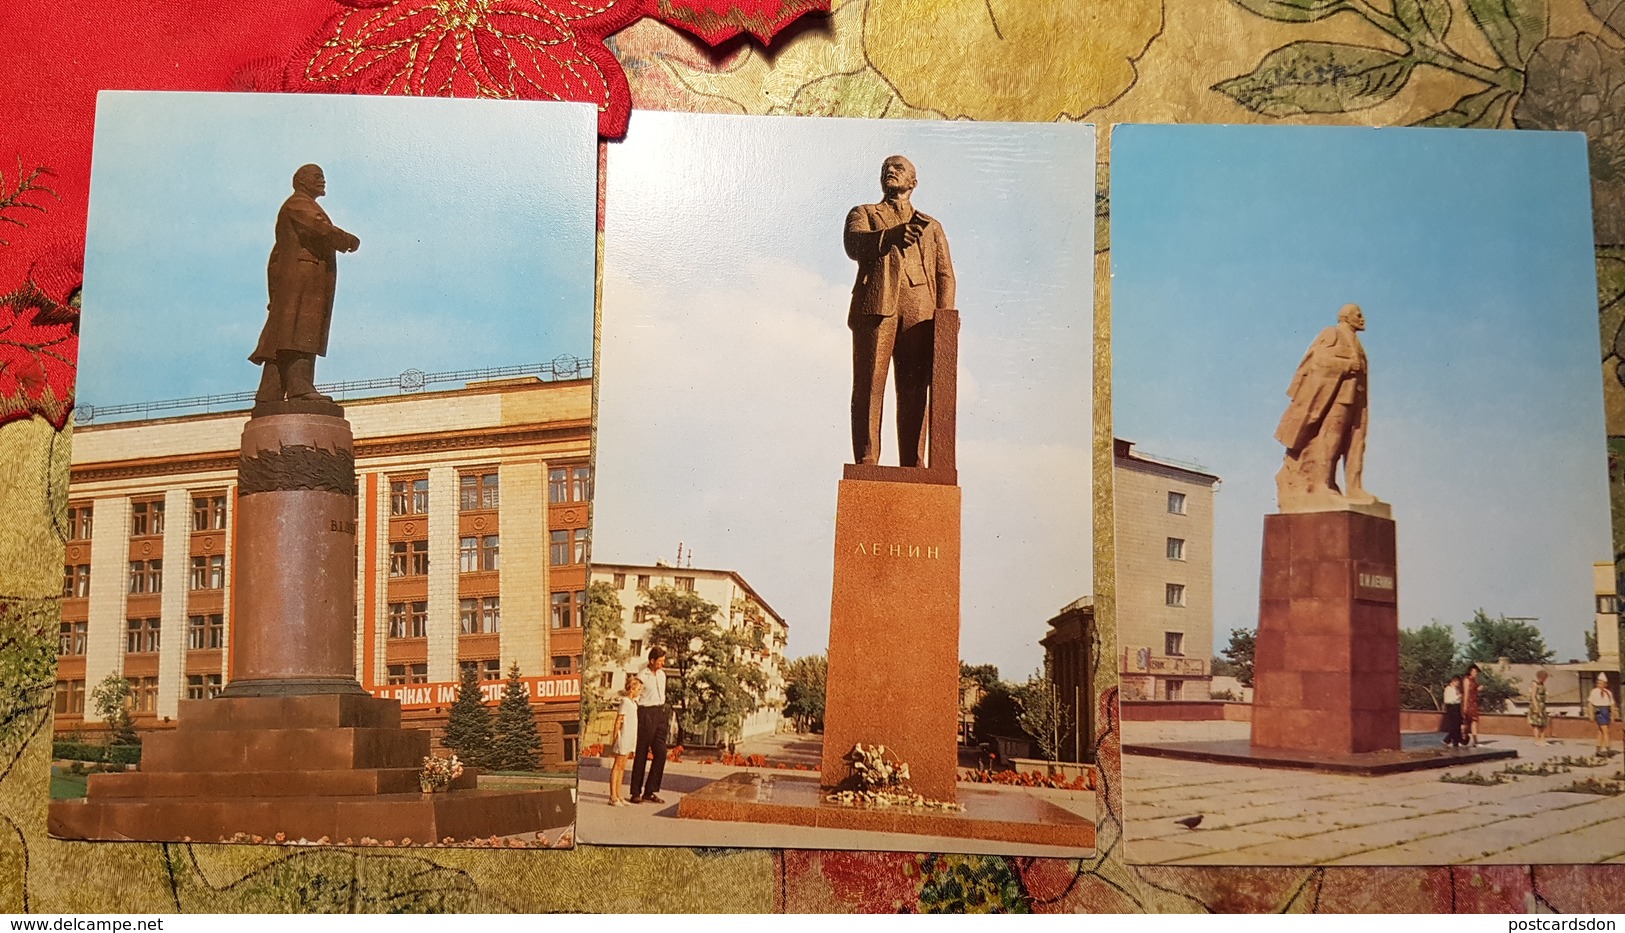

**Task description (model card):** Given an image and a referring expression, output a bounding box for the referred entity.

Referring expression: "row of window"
[51,675,219,714]
[387,464,593,517]
[610,572,694,592]
[121,555,230,594]
[59,613,228,657]
[385,530,591,578]
[384,653,580,684]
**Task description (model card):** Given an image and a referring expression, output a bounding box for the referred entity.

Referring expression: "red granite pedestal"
[1251,508,1402,755]
[48,695,574,844]
[820,475,962,801]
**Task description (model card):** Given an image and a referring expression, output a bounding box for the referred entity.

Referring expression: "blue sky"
[79,92,597,411]
[1111,124,1609,662]
[597,113,1096,678]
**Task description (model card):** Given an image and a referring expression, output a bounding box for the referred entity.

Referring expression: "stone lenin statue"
[845,155,956,467]
[1274,303,1377,510]
[251,164,361,406]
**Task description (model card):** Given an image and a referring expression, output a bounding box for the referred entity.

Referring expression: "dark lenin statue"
[845,155,956,468]
[251,164,360,408]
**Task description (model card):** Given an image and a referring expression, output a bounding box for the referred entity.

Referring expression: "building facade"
[1040,595,1095,763]
[56,375,592,768]
[589,561,787,743]
[1114,438,1220,701]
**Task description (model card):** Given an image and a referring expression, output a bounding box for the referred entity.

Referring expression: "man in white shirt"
[629,647,669,804]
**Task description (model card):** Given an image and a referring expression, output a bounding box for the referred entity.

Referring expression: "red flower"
[283,0,645,135]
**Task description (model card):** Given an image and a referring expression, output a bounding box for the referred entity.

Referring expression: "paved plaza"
[1124,720,1625,865]
[576,732,1097,857]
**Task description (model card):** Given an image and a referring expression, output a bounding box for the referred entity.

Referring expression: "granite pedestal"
[1251,507,1402,755]
[820,475,962,800]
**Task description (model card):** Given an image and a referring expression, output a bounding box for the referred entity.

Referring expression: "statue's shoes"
[290,391,335,403]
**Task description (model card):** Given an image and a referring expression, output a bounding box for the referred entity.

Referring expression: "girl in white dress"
[608,677,643,806]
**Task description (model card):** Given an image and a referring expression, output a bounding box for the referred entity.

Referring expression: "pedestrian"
[1463,664,1482,747]
[607,676,643,806]
[1589,673,1617,757]
[629,646,670,805]
[1527,669,1550,746]
[1441,674,1464,748]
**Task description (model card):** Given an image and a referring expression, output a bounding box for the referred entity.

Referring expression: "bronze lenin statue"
[845,155,956,467]
[251,164,360,406]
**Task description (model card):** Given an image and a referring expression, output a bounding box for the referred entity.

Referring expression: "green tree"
[1399,622,1459,710]
[959,663,1000,692]
[1015,666,1073,762]
[644,585,767,745]
[441,663,494,769]
[491,662,541,772]
[1586,629,1600,662]
[90,673,137,747]
[583,580,629,718]
[1462,610,1554,664]
[782,654,827,733]
[1221,628,1256,687]
[970,680,1022,748]
[1473,666,1519,714]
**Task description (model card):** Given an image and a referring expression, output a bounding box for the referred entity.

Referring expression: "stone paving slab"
[1125,720,1625,865]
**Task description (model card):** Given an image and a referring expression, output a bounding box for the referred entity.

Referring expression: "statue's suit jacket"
[251,192,360,364]
[843,201,955,326]
[1274,324,1368,451]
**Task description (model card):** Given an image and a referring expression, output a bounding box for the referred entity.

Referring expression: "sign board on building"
[368,674,581,710]
[1122,648,1206,676]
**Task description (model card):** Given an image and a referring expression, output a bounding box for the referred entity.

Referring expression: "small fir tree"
[441,663,494,770]
[492,662,541,772]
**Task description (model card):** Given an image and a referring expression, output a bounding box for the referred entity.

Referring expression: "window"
[571,528,589,565]
[1599,595,1620,614]
[632,607,649,626]
[571,466,592,502]
[190,554,225,590]
[67,505,93,540]
[460,472,499,511]
[1164,679,1184,701]
[549,530,569,566]
[460,658,502,681]
[62,563,90,598]
[58,621,87,656]
[132,677,159,713]
[461,536,498,572]
[389,477,428,515]
[1166,537,1185,561]
[54,679,85,715]
[1165,631,1185,657]
[612,572,626,589]
[388,601,428,638]
[629,639,643,657]
[188,614,225,650]
[548,467,568,503]
[1165,584,1186,608]
[192,495,227,531]
[552,655,572,675]
[548,464,593,503]
[636,574,650,591]
[599,671,615,689]
[460,597,501,634]
[551,591,572,629]
[186,674,223,700]
[387,663,429,685]
[1167,491,1187,515]
[128,559,162,594]
[575,589,589,629]
[385,540,427,576]
[675,576,695,592]
[126,617,161,653]
[130,499,165,536]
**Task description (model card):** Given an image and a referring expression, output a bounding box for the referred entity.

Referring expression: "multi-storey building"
[56,373,592,767]
[589,561,787,743]
[1113,438,1220,701]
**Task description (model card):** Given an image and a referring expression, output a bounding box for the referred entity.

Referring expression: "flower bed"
[959,768,1095,791]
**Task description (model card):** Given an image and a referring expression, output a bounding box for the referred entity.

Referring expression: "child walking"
[608,677,643,806]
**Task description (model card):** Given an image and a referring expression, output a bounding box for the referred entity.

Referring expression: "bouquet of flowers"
[419,753,464,792]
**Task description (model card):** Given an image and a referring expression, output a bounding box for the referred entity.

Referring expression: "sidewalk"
[577,732,1096,857]
[1123,720,1625,865]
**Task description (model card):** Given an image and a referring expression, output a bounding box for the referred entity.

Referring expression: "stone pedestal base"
[1251,510,1401,755]
[49,694,573,843]
[821,477,961,800]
